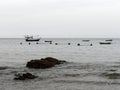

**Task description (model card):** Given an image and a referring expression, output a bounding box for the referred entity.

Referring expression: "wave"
[0,66,9,70]
[53,80,120,85]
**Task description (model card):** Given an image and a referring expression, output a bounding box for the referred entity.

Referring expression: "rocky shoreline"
[14,57,66,80]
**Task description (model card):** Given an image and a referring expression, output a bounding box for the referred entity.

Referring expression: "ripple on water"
[53,79,120,85]
[0,66,9,70]
[1,62,120,90]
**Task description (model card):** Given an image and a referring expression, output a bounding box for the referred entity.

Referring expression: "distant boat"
[44,41,52,43]
[99,42,111,45]
[44,40,52,44]
[82,40,90,42]
[25,35,40,42]
[105,39,112,41]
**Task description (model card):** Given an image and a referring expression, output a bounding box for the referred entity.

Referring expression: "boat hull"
[26,39,40,42]
[99,42,111,45]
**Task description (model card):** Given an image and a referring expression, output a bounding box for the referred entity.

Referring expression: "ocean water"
[0,38,120,90]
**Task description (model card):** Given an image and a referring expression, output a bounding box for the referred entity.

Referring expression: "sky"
[0,0,120,38]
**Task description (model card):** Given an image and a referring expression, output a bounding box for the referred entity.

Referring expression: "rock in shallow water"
[26,57,66,69]
[14,72,37,80]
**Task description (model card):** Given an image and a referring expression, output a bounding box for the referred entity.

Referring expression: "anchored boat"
[25,35,40,42]
[105,39,112,41]
[99,42,111,45]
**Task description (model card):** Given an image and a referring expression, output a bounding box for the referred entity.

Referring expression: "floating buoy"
[68,43,71,45]
[36,42,39,44]
[77,43,80,46]
[28,43,31,45]
[55,43,58,45]
[20,42,22,45]
[90,44,92,46]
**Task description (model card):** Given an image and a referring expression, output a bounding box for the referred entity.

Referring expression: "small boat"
[99,42,111,45]
[105,39,112,41]
[44,41,52,43]
[44,40,52,44]
[25,35,40,42]
[82,40,90,42]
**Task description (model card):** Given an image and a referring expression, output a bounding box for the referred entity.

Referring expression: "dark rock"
[26,57,66,69]
[14,72,37,80]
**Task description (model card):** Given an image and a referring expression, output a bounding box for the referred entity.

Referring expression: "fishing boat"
[105,39,112,41]
[99,42,111,45]
[25,35,40,42]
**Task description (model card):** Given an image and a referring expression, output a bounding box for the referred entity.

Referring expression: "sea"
[0,38,120,90]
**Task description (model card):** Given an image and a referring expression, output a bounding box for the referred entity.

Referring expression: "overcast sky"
[0,0,120,38]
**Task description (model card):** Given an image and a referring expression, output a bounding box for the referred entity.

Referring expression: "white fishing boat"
[25,35,40,42]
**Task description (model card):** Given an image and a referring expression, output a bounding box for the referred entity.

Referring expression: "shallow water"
[0,38,120,90]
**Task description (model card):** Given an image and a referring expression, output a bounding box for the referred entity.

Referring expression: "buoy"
[36,42,39,44]
[68,43,71,45]
[90,44,92,46]
[20,42,22,45]
[28,43,31,45]
[77,43,80,46]
[55,43,58,45]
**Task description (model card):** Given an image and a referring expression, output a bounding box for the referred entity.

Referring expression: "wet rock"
[14,72,37,80]
[26,57,66,69]
[101,72,120,79]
